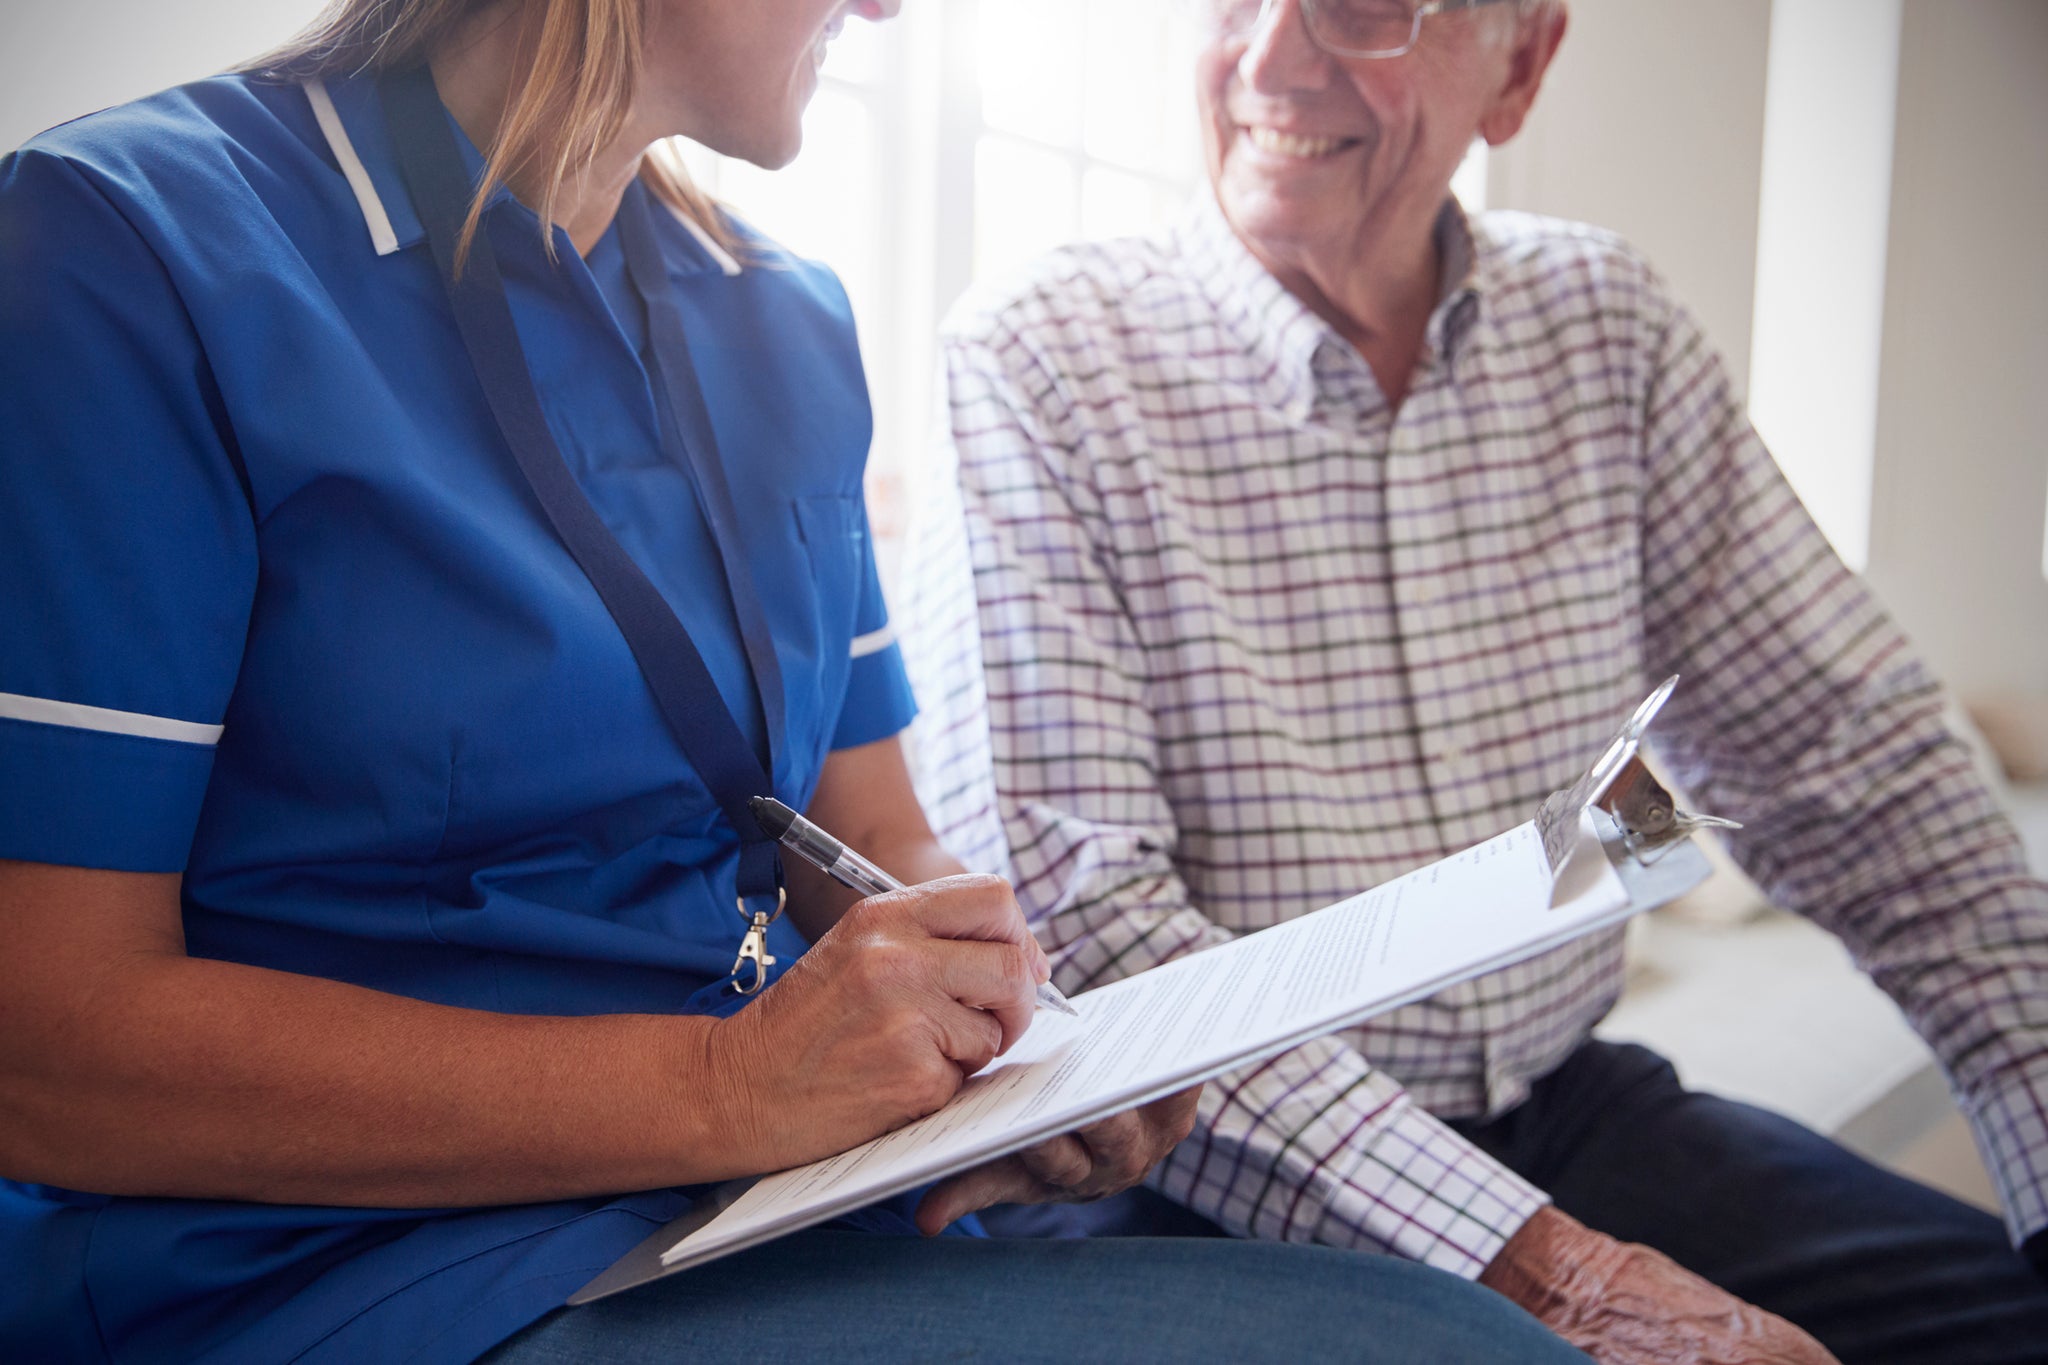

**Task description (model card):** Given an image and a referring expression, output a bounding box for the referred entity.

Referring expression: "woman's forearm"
[7,953,744,1206]
[4,729,978,1209]
[0,866,751,1207]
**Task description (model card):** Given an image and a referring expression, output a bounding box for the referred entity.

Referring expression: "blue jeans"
[991,1039,2048,1364]
[480,1228,1587,1363]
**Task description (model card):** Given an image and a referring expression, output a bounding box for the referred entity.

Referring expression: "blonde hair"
[251,0,739,267]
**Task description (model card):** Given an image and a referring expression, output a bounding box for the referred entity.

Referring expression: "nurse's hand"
[910,1085,1203,1234]
[704,873,1048,1171]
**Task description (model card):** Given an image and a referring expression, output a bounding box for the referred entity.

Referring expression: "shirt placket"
[1381,357,1506,1116]
[1384,378,1493,842]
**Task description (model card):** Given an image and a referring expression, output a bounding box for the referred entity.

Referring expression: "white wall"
[1491,0,2047,701]
[1863,0,2048,699]
[1487,0,1773,387]
[1747,0,1904,572]
[0,0,325,152]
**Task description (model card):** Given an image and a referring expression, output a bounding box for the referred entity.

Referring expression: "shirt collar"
[1175,192,1330,422]
[1427,200,1485,364]
[301,72,740,276]
[303,71,479,256]
[1174,190,1487,421]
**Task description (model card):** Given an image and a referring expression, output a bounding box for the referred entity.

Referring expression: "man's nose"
[1237,0,1335,95]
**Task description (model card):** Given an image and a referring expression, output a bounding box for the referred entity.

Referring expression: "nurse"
[0,1,1590,1361]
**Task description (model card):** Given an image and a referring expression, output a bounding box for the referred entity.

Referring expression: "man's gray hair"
[1482,0,1559,47]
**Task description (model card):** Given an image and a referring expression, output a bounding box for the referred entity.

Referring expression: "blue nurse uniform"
[0,70,922,1363]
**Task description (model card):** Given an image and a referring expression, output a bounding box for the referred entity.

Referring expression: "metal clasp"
[730,887,786,995]
[1599,756,1742,862]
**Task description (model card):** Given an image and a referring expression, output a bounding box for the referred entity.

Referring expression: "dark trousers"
[1456,1040,2048,1365]
[985,1040,2048,1364]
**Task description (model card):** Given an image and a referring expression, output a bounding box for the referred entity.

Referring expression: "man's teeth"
[1244,127,1347,158]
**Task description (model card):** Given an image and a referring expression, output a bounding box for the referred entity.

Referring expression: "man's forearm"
[1,950,742,1207]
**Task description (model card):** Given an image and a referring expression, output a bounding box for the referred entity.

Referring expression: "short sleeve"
[0,149,257,871]
[828,491,916,751]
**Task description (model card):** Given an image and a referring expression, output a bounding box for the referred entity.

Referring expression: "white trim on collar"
[0,691,224,746]
[302,80,741,277]
[664,200,744,278]
[304,78,400,257]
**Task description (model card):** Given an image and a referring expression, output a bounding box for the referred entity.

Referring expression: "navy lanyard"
[613,185,788,772]
[378,66,787,984]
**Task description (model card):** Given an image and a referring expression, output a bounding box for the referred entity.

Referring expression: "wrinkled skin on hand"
[913,1084,1203,1234]
[1479,1207,1840,1365]
[706,874,1047,1173]
[708,872,1201,1231]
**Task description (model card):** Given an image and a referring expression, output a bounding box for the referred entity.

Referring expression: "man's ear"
[1478,3,1568,147]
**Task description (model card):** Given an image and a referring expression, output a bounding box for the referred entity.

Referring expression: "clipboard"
[573,681,1726,1306]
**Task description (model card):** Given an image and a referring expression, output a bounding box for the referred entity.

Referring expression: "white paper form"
[656,814,1634,1271]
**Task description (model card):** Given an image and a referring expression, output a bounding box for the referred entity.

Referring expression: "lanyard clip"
[730,887,786,995]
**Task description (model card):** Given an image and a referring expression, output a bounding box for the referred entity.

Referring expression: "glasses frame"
[1237,0,1518,61]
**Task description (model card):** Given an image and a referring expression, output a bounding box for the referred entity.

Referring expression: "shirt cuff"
[0,715,217,871]
[1962,1059,2048,1247]
[1308,1098,1550,1278]
[1153,1041,1549,1282]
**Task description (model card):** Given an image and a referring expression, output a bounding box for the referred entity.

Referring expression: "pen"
[750,796,1081,1017]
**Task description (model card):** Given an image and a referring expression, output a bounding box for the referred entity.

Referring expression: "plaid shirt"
[900,193,2048,1276]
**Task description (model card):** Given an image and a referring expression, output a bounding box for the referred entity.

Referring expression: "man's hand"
[912,1085,1203,1234]
[1479,1207,1839,1365]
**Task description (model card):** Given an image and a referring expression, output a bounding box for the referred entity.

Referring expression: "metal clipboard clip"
[1598,754,1741,865]
[1535,677,1740,895]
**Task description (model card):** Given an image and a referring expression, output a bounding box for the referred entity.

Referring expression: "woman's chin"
[747,84,812,169]
[712,113,806,172]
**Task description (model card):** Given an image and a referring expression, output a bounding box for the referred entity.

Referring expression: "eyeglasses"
[1204,0,1516,61]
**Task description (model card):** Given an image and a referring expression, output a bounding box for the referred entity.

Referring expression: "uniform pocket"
[794,493,865,635]
[789,493,865,724]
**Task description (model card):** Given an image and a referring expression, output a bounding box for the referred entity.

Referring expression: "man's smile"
[1239,125,1361,159]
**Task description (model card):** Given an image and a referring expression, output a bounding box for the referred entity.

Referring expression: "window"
[677,1,1204,560]
[971,0,1204,279]
[678,4,1498,567]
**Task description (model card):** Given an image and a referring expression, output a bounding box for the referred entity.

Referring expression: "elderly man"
[901,1,2048,1362]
